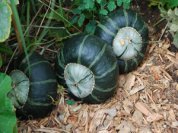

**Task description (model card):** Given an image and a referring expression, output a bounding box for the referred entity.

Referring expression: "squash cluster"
[8,9,148,119]
[55,9,148,103]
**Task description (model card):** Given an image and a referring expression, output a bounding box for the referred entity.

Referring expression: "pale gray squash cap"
[8,70,30,109]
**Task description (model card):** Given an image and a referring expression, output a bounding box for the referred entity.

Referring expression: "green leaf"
[175,8,178,16]
[99,0,107,7]
[173,32,178,48]
[99,9,108,15]
[166,0,178,9]
[85,20,96,34]
[123,0,131,9]
[0,73,17,133]
[72,8,81,14]
[0,43,13,55]
[117,0,122,6]
[149,0,178,9]
[167,9,176,18]
[0,54,2,68]
[116,0,131,9]
[66,99,76,105]
[48,27,71,41]
[83,0,94,9]
[169,23,178,32]
[8,0,19,5]
[78,14,85,27]
[43,8,66,22]
[0,1,12,42]
[42,8,72,28]
[167,8,178,33]
[107,1,116,12]
[96,0,102,4]
[71,15,79,24]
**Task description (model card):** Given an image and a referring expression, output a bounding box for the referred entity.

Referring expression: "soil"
[18,1,178,133]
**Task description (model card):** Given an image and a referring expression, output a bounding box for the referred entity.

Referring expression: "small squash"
[94,9,149,73]
[8,52,58,119]
[55,33,119,104]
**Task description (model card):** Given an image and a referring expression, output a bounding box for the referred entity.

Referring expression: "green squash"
[94,9,149,73]
[8,52,58,119]
[55,33,119,104]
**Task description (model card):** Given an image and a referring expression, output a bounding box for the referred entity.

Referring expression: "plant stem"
[153,18,165,27]
[36,0,55,43]
[158,22,168,42]
[26,0,30,45]
[30,0,56,53]
[10,0,30,73]
[10,0,27,54]
[31,0,37,13]
[11,15,23,53]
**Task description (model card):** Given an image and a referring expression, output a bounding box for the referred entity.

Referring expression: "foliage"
[149,0,178,9]
[0,0,20,132]
[0,54,2,68]
[0,73,18,133]
[173,32,178,48]
[0,1,12,42]
[165,8,178,48]
[0,0,19,68]
[149,0,178,48]
[0,43,13,66]
[47,0,132,34]
[164,8,178,32]
[70,0,132,33]
[66,99,76,105]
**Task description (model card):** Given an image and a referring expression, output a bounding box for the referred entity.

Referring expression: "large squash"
[55,33,119,103]
[94,9,149,73]
[8,52,58,119]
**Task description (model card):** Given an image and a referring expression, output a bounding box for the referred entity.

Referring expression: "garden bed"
[18,39,178,133]
[18,3,178,133]
[0,0,177,133]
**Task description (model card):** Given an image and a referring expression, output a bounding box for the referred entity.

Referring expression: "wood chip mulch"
[18,30,178,133]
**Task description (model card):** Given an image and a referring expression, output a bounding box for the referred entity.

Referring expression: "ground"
[18,2,178,133]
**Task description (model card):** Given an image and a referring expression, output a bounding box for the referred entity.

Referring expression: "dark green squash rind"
[94,9,149,73]
[55,33,119,103]
[17,52,57,119]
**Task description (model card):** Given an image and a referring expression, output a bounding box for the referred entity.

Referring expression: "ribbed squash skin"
[94,9,149,73]
[16,52,57,119]
[56,33,119,103]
